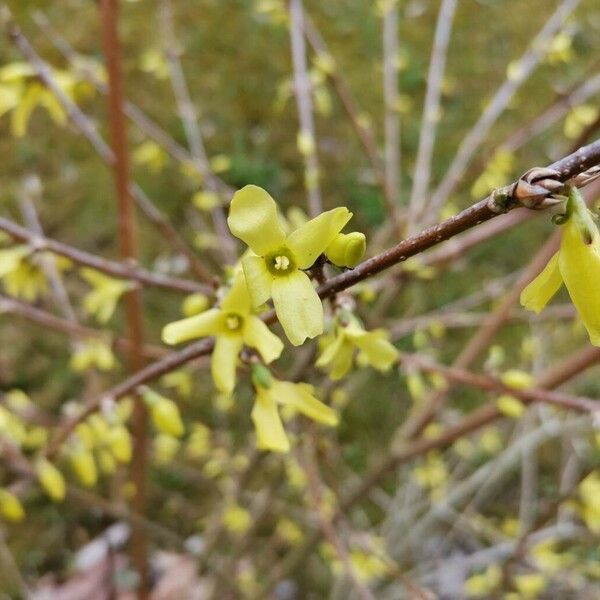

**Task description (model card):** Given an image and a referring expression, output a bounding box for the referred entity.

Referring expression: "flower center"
[224,313,243,332]
[266,249,295,276]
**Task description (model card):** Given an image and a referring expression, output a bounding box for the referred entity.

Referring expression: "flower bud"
[0,489,25,522]
[143,389,185,438]
[69,449,98,488]
[325,232,366,268]
[108,425,132,463]
[36,458,66,502]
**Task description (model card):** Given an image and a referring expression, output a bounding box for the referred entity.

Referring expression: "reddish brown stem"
[99,0,148,595]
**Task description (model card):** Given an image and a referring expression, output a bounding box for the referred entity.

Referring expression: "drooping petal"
[351,329,398,371]
[286,207,353,269]
[227,185,286,256]
[251,389,290,453]
[211,335,244,394]
[221,270,252,315]
[243,315,284,363]
[316,332,354,380]
[271,270,323,346]
[274,382,338,426]
[328,340,355,380]
[162,308,224,345]
[242,254,273,308]
[520,252,562,314]
[559,220,600,346]
[315,332,345,368]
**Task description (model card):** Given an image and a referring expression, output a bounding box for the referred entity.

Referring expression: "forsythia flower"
[81,268,134,324]
[0,489,25,522]
[70,339,116,372]
[251,365,338,453]
[162,271,283,394]
[69,448,98,488]
[227,185,353,345]
[35,458,66,502]
[521,187,600,346]
[142,388,185,438]
[316,314,398,380]
[324,232,366,268]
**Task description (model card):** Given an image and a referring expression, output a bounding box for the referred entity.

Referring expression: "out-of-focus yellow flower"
[564,104,598,140]
[578,471,600,533]
[186,422,211,460]
[81,268,134,324]
[163,270,283,394]
[512,573,547,598]
[132,140,168,173]
[251,365,338,453]
[108,424,132,463]
[153,434,180,465]
[142,388,185,438]
[139,48,169,79]
[0,247,47,301]
[161,370,192,398]
[70,339,116,372]
[0,489,25,522]
[471,149,514,198]
[180,292,210,317]
[316,315,397,380]
[464,564,502,597]
[69,448,98,488]
[521,187,600,346]
[36,458,66,502]
[222,503,252,534]
[496,394,526,419]
[276,517,304,545]
[192,190,222,212]
[227,185,353,345]
[96,448,117,475]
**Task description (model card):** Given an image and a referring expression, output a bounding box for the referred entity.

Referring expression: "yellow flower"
[81,268,134,324]
[0,489,25,522]
[162,271,283,394]
[0,247,47,302]
[227,185,353,345]
[251,366,338,453]
[70,340,116,372]
[35,458,66,502]
[521,187,600,346]
[142,388,185,438]
[316,315,397,380]
[69,448,98,488]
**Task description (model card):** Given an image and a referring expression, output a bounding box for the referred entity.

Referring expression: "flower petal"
[162,308,224,345]
[351,329,398,371]
[271,270,323,346]
[211,335,243,394]
[242,254,273,308]
[227,185,286,256]
[221,270,252,315]
[243,315,284,363]
[520,252,562,314]
[274,382,338,426]
[559,220,600,346]
[328,340,355,380]
[251,389,290,453]
[286,207,353,269]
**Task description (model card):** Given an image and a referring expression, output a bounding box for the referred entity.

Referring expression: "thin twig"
[158,0,236,263]
[289,0,322,217]
[382,0,401,228]
[0,216,209,294]
[407,0,458,233]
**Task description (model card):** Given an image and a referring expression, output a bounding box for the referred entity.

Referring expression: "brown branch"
[0,216,209,294]
[99,0,148,592]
